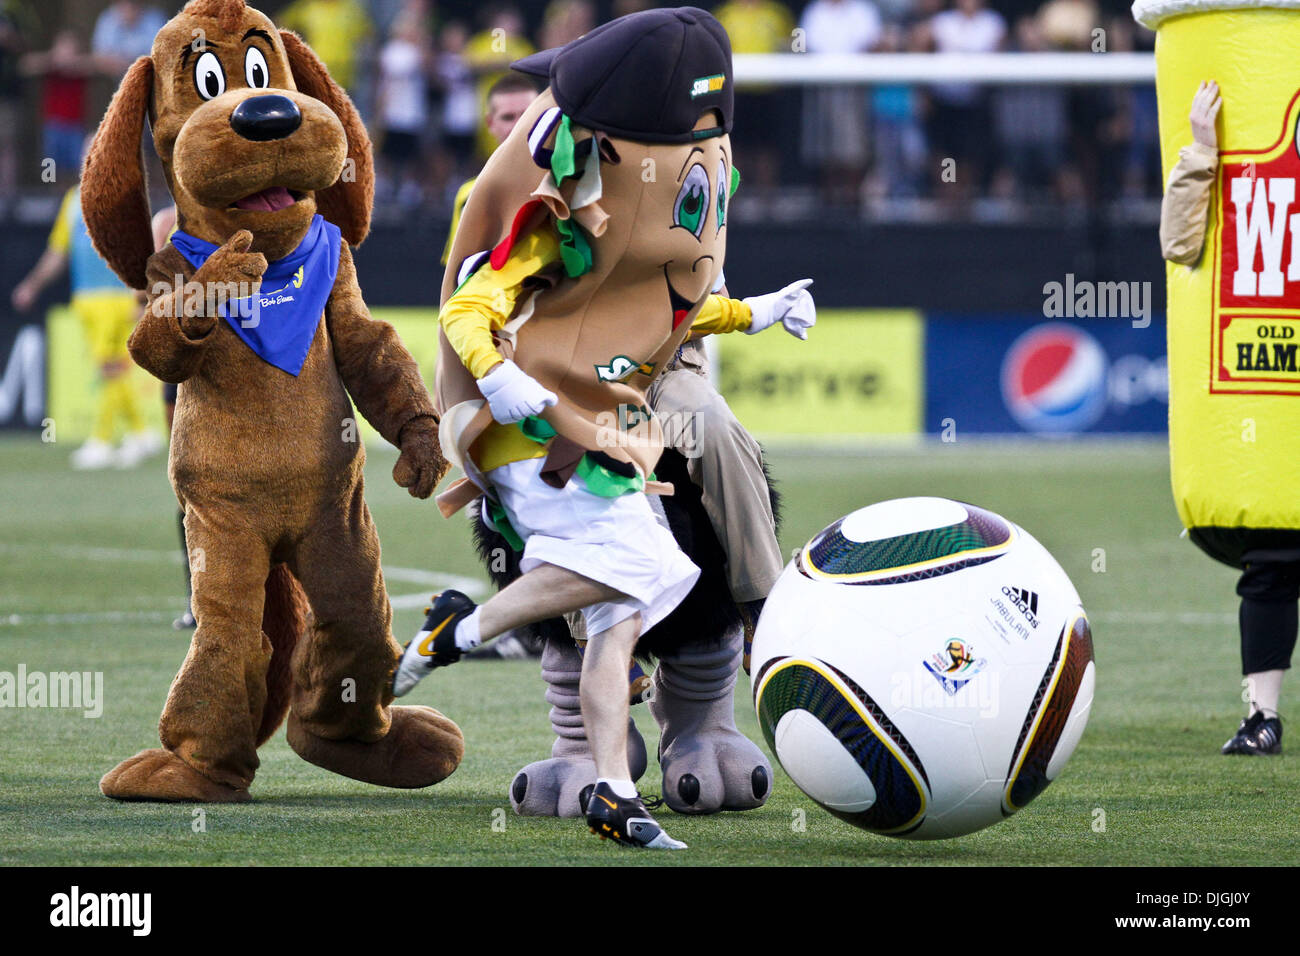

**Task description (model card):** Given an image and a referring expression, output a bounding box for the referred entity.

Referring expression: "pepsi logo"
[1001,324,1109,433]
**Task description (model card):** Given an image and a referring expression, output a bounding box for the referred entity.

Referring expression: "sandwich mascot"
[393,7,816,844]
[80,0,463,801]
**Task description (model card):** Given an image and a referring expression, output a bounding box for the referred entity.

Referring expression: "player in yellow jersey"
[442,72,541,268]
[11,155,160,469]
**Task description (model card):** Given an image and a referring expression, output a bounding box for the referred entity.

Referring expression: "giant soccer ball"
[751,497,1095,839]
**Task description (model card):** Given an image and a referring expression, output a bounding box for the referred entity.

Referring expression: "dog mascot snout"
[230,94,302,140]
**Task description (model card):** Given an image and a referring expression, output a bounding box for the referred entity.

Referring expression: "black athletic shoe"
[392,590,476,696]
[1221,711,1283,755]
[585,782,686,850]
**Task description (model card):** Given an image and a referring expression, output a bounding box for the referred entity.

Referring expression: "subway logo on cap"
[690,74,725,98]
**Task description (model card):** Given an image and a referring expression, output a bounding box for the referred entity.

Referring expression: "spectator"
[433,20,479,180]
[91,0,166,77]
[0,1,32,199]
[1106,14,1161,199]
[376,9,432,204]
[874,0,919,25]
[714,0,796,193]
[921,0,1006,199]
[463,5,534,161]
[21,30,93,183]
[798,0,882,207]
[867,21,927,201]
[279,0,374,95]
[990,14,1069,204]
[441,72,540,266]
[716,0,795,51]
[539,0,596,51]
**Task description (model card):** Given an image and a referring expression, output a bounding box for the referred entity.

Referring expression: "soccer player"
[1161,80,1288,755]
[441,72,541,270]
[11,142,160,470]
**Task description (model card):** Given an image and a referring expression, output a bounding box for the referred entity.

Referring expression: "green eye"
[674,164,709,238]
[716,160,727,231]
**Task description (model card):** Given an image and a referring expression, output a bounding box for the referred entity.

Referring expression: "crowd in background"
[0,0,1161,221]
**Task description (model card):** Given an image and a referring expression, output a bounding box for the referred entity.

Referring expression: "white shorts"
[487,457,700,638]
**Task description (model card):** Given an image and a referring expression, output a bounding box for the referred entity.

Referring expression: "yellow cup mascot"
[1139,0,1300,754]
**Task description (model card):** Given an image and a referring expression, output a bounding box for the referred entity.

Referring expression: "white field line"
[1,542,1231,628]
[0,543,490,625]
[0,609,176,626]
[0,542,181,564]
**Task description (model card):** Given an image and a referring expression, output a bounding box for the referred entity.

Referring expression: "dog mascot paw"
[82,0,461,800]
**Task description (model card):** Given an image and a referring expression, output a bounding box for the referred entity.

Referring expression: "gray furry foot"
[509,717,648,818]
[651,631,773,815]
[658,725,772,814]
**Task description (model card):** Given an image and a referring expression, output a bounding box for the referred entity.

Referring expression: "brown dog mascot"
[80,0,463,802]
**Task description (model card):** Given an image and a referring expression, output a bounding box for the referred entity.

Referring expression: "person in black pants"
[1229,551,1296,753]
[1160,81,1286,754]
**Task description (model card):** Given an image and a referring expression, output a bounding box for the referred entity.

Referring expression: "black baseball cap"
[511,6,732,144]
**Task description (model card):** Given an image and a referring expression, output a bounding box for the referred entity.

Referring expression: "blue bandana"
[170,215,341,376]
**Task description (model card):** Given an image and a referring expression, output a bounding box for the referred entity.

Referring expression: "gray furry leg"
[649,627,772,814]
[509,632,647,818]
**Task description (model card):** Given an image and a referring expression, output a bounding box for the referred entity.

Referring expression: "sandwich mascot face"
[435,8,774,818]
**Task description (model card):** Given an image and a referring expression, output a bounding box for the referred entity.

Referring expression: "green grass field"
[1,434,1296,866]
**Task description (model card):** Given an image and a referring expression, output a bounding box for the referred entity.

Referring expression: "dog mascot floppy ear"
[81,0,463,802]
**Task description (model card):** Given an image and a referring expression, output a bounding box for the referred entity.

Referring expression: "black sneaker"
[1221,711,1283,755]
[585,782,686,850]
[391,591,476,696]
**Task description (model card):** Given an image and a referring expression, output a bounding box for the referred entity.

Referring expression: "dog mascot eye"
[245,46,270,90]
[194,50,226,100]
[715,159,727,233]
[674,163,710,238]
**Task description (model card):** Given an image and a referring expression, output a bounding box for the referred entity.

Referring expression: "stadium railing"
[731,52,1155,87]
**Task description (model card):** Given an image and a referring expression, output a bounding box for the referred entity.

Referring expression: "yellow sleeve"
[441,226,561,380]
[689,294,753,337]
[441,178,475,266]
[48,188,76,255]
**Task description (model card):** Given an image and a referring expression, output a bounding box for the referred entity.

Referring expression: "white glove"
[477,359,557,425]
[743,278,816,340]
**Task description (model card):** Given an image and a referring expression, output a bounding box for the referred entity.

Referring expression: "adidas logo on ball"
[1002,585,1041,629]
